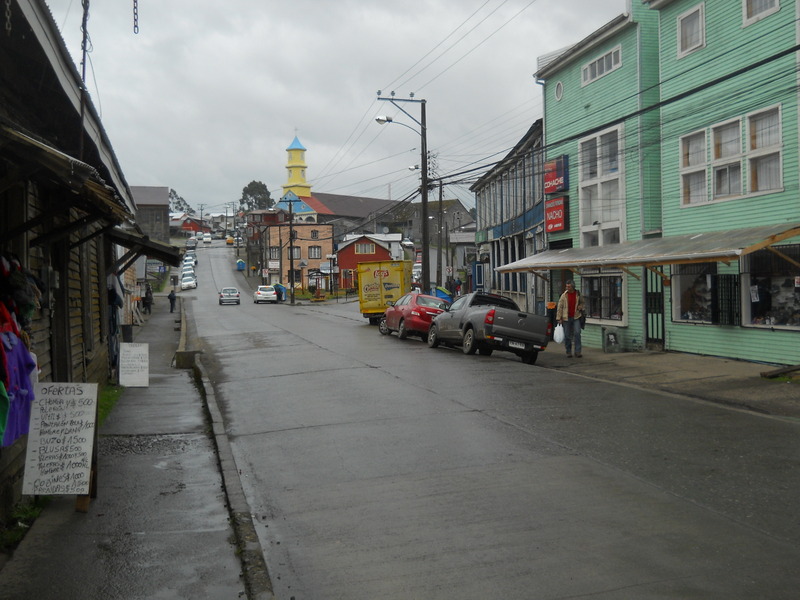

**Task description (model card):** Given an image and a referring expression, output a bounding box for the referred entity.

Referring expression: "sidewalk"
[0,294,270,599]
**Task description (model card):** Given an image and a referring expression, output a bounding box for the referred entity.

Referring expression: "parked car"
[379,293,449,339]
[427,291,551,364]
[226,236,234,246]
[234,236,243,246]
[218,287,240,305]
[253,285,278,304]
[203,233,212,244]
[180,273,197,290]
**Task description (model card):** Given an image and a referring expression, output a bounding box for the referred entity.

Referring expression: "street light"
[375,93,430,294]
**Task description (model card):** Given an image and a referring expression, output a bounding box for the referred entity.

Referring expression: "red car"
[379,293,450,340]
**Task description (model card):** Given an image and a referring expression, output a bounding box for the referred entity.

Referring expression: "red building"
[336,235,392,290]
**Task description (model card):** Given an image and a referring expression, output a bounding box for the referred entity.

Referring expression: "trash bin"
[602,326,621,353]
[546,302,557,340]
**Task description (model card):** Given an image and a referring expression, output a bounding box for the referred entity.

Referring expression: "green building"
[499,0,799,365]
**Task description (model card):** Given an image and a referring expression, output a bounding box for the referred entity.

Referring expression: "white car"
[180,273,197,290]
[219,287,240,305]
[203,233,212,244]
[253,285,278,304]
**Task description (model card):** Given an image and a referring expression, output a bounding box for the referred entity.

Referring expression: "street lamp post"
[282,192,299,305]
[376,93,429,293]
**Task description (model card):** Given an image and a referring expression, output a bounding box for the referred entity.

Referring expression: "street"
[185,243,800,599]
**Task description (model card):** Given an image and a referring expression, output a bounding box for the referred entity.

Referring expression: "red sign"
[544,155,569,194]
[545,197,568,232]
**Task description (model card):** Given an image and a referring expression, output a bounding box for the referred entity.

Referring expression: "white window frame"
[578,124,624,248]
[309,245,322,259]
[581,46,622,86]
[680,130,707,205]
[677,4,705,59]
[711,118,743,200]
[746,105,782,194]
[742,0,779,27]
[355,242,375,254]
[581,270,627,326]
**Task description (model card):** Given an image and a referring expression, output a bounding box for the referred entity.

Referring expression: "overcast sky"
[45,0,624,214]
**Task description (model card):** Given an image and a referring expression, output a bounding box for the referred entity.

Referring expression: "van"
[203,233,212,244]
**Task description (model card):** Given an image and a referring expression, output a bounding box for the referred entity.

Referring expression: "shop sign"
[544,155,569,194]
[545,196,569,232]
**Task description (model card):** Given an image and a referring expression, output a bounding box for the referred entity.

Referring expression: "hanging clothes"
[1,331,36,447]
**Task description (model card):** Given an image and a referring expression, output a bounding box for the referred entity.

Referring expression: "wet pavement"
[0,294,268,600]
[0,281,797,600]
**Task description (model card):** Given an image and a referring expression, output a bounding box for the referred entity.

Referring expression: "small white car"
[180,273,197,290]
[219,287,240,305]
[253,285,278,304]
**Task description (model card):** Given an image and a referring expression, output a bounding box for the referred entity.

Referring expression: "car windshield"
[222,288,237,294]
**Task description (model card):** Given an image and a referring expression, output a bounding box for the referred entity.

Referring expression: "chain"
[133,0,138,34]
[5,0,11,37]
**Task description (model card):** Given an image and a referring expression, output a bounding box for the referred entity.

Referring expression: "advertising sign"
[545,197,569,232]
[544,155,569,194]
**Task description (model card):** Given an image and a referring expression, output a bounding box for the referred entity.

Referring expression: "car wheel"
[462,327,478,355]
[397,319,408,340]
[522,351,539,365]
[236,300,240,305]
[427,324,440,348]
[379,317,391,336]
[478,347,493,356]
[218,300,222,305]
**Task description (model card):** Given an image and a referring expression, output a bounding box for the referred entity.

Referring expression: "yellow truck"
[357,260,413,324]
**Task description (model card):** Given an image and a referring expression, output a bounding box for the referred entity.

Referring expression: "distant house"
[132,186,170,243]
[336,235,393,290]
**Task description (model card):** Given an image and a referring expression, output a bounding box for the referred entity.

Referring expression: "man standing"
[556,280,585,358]
[168,289,176,313]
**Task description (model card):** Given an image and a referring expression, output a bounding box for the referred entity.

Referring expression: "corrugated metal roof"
[496,223,800,272]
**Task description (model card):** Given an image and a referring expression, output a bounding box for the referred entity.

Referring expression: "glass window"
[581,46,621,85]
[748,107,782,193]
[309,246,322,259]
[289,246,301,260]
[355,243,375,254]
[742,244,800,328]
[579,127,622,247]
[713,122,740,159]
[269,246,280,259]
[714,164,742,198]
[678,5,705,57]
[744,0,779,24]
[672,263,717,323]
[583,273,624,321]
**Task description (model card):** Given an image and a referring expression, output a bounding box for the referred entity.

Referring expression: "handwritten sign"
[23,382,98,496]
[119,342,149,387]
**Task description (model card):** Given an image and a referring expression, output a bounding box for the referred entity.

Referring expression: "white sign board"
[23,382,98,496]
[119,342,149,387]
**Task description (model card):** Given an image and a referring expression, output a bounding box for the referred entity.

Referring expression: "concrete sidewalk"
[0,293,269,599]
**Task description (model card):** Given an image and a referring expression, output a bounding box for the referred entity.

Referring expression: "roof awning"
[496,223,800,273]
[107,228,182,273]
[0,124,133,223]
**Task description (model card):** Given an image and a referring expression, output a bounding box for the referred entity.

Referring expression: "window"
[269,246,280,259]
[680,106,781,205]
[579,126,623,247]
[678,4,705,57]
[309,245,322,259]
[743,0,779,25]
[582,272,624,322]
[681,132,707,204]
[712,121,742,199]
[581,46,621,85]
[554,81,563,101]
[355,242,375,254]
[672,263,727,323]
[748,107,781,193]
[742,244,799,328]
[311,230,319,240]
[289,246,301,260]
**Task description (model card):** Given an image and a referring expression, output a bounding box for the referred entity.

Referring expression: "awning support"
[619,266,641,280]
[766,246,800,270]
[644,265,670,285]
[30,213,104,247]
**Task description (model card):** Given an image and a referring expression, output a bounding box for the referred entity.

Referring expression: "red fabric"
[566,290,577,318]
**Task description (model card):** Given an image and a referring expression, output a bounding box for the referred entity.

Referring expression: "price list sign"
[23,382,98,496]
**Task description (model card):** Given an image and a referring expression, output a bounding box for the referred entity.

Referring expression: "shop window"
[583,271,624,323]
[673,263,716,322]
[743,244,800,328]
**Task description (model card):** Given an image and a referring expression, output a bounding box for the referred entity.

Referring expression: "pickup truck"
[427,291,551,364]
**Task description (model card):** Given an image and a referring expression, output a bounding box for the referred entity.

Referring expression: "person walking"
[556,279,585,358]
[142,284,153,315]
[168,289,176,313]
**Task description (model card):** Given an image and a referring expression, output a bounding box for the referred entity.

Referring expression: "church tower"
[282,136,312,198]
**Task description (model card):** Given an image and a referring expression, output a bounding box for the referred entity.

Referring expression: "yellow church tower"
[282,136,312,198]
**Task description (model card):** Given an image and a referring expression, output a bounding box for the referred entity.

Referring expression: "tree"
[240,181,273,212]
[169,189,195,215]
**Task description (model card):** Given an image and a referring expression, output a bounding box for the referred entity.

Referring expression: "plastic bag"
[554,323,565,344]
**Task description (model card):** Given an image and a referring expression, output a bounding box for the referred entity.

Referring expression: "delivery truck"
[357,260,413,324]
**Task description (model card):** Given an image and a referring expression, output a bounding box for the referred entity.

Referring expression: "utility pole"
[436,182,443,288]
[198,204,206,234]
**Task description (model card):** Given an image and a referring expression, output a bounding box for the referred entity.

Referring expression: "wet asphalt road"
[187,243,800,600]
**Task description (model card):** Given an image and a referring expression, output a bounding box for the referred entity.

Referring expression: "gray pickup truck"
[427,291,551,364]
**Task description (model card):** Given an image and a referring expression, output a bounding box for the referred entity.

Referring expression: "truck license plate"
[508,341,525,350]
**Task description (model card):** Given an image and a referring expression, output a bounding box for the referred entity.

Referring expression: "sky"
[45,0,625,214]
